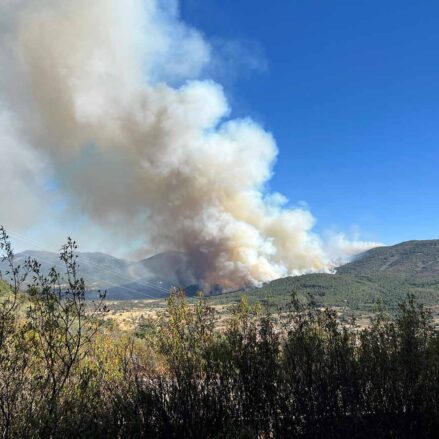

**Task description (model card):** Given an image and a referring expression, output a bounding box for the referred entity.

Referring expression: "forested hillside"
[337,239,439,278]
[213,240,439,311]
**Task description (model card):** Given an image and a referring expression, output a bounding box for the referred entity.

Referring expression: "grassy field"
[102,271,439,330]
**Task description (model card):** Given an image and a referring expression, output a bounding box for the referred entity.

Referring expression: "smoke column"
[0,0,380,288]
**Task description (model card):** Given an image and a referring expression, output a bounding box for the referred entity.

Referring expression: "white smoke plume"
[0,0,380,288]
[323,231,383,269]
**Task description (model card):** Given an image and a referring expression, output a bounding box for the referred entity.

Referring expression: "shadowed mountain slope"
[0,250,195,299]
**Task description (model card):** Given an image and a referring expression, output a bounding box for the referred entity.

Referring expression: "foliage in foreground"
[2,228,439,438]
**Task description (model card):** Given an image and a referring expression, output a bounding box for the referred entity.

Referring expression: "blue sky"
[181,0,439,245]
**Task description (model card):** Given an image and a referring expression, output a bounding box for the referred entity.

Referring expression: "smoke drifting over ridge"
[0,0,380,288]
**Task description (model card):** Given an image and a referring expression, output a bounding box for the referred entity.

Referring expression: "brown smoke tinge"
[0,0,381,288]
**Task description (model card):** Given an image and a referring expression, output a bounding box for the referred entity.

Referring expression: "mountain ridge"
[337,239,439,278]
[1,249,192,299]
[5,238,439,304]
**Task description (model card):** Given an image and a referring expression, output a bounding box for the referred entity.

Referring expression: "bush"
[2,226,439,438]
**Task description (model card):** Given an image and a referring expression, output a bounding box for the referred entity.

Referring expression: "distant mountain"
[105,251,198,300]
[337,240,439,279]
[0,250,196,300]
[6,239,439,306]
[132,251,196,286]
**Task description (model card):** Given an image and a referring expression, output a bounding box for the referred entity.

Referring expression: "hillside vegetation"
[209,240,439,312]
[211,273,439,312]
